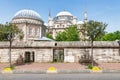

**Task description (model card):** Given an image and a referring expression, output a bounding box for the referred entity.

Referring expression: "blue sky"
[0,0,120,32]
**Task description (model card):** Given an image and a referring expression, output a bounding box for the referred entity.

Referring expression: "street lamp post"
[7,33,13,68]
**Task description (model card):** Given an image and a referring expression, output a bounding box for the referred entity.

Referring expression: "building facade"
[47,10,87,39]
[10,9,87,41]
[11,9,47,42]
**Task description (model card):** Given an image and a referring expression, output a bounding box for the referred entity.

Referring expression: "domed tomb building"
[11,9,47,41]
[48,10,87,40]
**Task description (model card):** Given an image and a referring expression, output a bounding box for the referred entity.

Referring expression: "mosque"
[0,9,119,63]
[11,9,87,41]
[47,10,87,39]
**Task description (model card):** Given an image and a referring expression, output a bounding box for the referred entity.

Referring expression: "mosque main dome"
[11,9,43,24]
[56,11,73,17]
[53,11,74,22]
[77,21,84,24]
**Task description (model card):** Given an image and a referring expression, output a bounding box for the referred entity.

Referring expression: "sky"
[0,0,120,32]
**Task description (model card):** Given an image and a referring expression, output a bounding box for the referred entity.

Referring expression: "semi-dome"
[13,9,42,20]
[56,11,73,17]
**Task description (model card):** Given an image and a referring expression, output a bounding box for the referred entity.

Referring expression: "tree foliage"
[101,30,120,41]
[45,32,53,39]
[0,23,23,41]
[56,25,80,41]
[82,20,107,41]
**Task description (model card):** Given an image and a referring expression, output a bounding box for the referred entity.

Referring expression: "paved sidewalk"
[99,63,120,70]
[0,62,120,73]
[0,63,9,71]
[15,63,86,71]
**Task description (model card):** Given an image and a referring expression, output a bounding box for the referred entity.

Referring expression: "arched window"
[35,28,39,35]
[57,25,59,28]
[29,28,32,35]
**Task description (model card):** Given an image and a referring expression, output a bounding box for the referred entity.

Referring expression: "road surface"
[0,73,120,80]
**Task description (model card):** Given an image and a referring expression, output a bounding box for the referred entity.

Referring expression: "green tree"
[0,23,24,68]
[82,20,107,66]
[101,30,120,41]
[0,23,23,41]
[0,24,7,41]
[56,25,80,41]
[56,32,67,41]
[82,20,107,41]
[45,32,53,39]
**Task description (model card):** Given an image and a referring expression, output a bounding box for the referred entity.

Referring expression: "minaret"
[84,8,87,23]
[48,10,53,27]
[48,10,53,29]
[48,10,51,21]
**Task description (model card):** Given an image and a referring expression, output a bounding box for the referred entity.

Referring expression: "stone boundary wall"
[0,41,119,63]
[0,41,119,48]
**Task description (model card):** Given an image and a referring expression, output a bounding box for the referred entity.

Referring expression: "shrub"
[87,64,93,69]
[10,65,15,70]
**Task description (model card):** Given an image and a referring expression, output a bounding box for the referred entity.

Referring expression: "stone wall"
[0,48,53,63]
[35,49,52,62]
[64,48,120,63]
[0,49,9,62]
[0,41,119,63]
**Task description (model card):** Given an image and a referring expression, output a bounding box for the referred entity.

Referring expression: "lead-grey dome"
[56,11,73,17]
[11,9,43,24]
[54,11,74,23]
[13,9,42,20]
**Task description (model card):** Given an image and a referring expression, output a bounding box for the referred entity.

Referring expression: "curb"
[12,70,46,74]
[1,70,13,74]
[0,70,90,74]
[102,70,120,73]
[90,70,102,73]
[57,70,90,74]
[1,69,120,74]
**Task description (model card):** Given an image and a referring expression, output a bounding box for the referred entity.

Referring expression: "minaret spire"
[48,9,51,20]
[49,9,51,18]
[84,7,87,23]
[48,9,53,27]
[48,9,52,24]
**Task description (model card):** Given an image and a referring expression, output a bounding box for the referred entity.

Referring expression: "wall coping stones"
[0,41,119,48]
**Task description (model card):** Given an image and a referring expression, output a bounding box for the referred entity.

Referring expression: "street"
[0,73,120,80]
